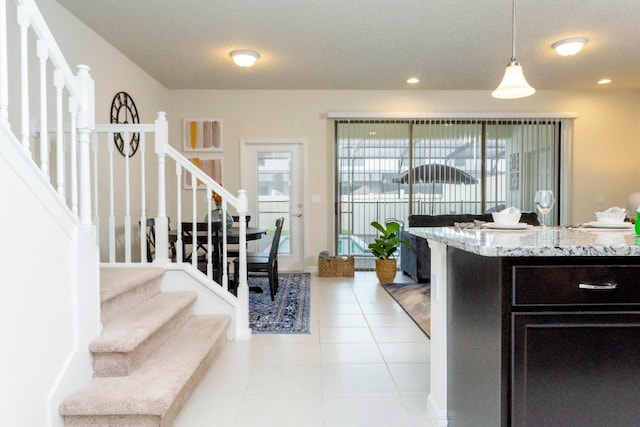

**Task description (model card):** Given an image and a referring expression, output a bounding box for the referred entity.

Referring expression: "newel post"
[153,112,170,265]
[74,64,94,226]
[235,189,252,339]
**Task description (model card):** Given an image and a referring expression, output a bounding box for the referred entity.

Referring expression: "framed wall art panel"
[183,118,223,152]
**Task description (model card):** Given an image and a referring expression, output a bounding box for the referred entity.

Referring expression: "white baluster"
[108,131,115,263]
[140,134,147,263]
[91,131,99,241]
[175,163,183,264]
[221,198,228,290]
[124,131,131,263]
[68,96,78,216]
[140,214,147,263]
[206,189,212,280]
[17,5,30,153]
[37,39,49,178]
[54,69,64,198]
[191,174,197,270]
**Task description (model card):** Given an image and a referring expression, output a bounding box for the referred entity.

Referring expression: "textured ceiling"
[55,0,640,91]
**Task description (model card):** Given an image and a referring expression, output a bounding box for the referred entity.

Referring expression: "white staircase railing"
[1,0,95,224]
[0,0,250,339]
[89,114,251,337]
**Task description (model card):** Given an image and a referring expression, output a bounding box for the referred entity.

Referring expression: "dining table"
[169,223,268,285]
[168,224,268,246]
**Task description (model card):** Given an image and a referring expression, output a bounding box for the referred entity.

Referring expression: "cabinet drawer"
[512,265,640,306]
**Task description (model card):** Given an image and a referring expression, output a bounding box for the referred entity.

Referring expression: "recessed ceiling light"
[229,50,260,67]
[551,37,588,56]
[407,77,420,84]
[597,78,612,85]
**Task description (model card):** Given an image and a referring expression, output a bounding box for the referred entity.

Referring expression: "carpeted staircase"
[60,267,230,426]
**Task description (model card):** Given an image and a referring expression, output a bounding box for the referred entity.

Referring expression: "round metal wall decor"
[110,91,140,157]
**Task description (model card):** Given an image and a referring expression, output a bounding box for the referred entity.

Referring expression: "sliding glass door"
[335,118,564,268]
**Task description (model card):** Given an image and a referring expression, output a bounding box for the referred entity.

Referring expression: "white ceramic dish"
[492,211,522,225]
[595,208,626,224]
[485,223,532,230]
[585,221,633,229]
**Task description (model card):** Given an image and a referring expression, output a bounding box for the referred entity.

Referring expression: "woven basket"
[318,256,336,277]
[375,259,397,283]
[335,256,355,277]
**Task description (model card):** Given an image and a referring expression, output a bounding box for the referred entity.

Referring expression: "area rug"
[248,273,311,334]
[381,282,431,338]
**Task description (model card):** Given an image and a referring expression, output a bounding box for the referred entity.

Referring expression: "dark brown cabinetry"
[511,312,640,427]
[446,248,640,427]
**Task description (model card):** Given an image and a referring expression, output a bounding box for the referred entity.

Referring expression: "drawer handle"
[579,282,618,291]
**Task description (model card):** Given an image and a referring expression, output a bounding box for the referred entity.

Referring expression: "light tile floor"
[174,271,431,427]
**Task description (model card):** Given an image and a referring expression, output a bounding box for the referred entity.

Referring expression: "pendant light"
[492,0,535,99]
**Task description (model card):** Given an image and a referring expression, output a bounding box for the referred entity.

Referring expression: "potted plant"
[368,220,410,283]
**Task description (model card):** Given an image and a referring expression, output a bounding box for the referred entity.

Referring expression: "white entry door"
[240,139,305,272]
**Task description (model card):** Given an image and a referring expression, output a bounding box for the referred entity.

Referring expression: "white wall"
[0,131,99,427]
[166,89,640,270]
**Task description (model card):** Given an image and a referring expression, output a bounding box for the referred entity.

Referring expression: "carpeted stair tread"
[90,291,197,353]
[100,267,165,303]
[60,314,230,417]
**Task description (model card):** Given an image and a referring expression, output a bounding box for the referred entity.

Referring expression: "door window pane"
[257,152,290,254]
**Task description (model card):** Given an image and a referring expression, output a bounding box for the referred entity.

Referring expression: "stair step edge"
[100,267,165,303]
[90,291,198,353]
[60,314,230,416]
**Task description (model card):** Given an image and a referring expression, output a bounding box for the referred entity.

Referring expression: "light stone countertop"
[409,225,640,257]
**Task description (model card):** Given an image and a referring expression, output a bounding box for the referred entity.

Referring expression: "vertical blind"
[335,117,568,266]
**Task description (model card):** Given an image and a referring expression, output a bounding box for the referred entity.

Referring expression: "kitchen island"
[409,226,640,427]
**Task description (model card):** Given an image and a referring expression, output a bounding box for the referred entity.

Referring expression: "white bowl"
[492,211,522,225]
[595,210,626,224]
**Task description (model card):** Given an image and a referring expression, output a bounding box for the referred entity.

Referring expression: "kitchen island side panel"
[446,247,508,427]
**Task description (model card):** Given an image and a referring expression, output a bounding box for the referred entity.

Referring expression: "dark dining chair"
[231,215,251,226]
[140,217,175,262]
[227,215,252,258]
[234,217,284,301]
[181,221,224,281]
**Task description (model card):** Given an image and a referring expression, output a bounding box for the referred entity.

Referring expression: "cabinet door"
[512,313,640,427]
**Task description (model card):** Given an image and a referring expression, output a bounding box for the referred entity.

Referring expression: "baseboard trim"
[427,394,449,427]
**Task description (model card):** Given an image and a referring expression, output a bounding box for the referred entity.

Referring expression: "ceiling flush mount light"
[407,77,420,84]
[552,37,588,56]
[597,78,612,85]
[492,0,535,99]
[230,50,260,67]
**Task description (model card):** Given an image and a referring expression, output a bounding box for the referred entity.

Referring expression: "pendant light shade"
[492,59,535,99]
[492,0,535,99]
